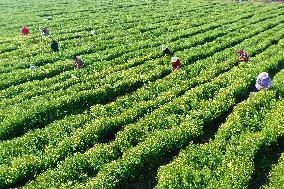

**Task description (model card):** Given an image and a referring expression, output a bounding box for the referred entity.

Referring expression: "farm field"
[0,0,284,188]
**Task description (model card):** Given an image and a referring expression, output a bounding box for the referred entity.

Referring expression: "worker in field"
[171,57,181,71]
[73,56,85,69]
[30,64,36,70]
[75,32,81,39]
[162,45,171,56]
[236,49,249,62]
[255,72,272,91]
[40,27,49,36]
[21,26,29,35]
[50,40,59,52]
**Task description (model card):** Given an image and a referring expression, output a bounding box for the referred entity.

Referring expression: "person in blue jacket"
[255,72,272,91]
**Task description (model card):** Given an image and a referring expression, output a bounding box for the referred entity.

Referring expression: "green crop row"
[70,37,284,189]
[1,19,281,165]
[1,9,277,141]
[1,1,284,188]
[262,153,284,189]
[0,0,230,68]
[3,2,280,75]
[0,8,279,112]
[155,90,277,188]
[19,26,284,189]
[2,15,283,172]
[1,5,280,167]
[155,50,284,189]
[1,0,214,38]
[256,69,284,189]
[200,96,284,188]
[1,10,282,189]
[0,10,241,89]
[0,10,257,104]
[0,4,266,91]
[1,3,278,88]
[2,12,282,140]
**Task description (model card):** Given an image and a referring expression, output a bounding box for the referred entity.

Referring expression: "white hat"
[258,72,269,80]
[171,57,178,62]
[162,45,168,50]
[30,64,36,70]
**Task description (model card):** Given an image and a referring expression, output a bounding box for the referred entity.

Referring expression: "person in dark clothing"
[50,40,59,52]
[236,49,249,62]
[40,26,49,36]
[75,32,81,39]
[162,45,171,56]
[72,56,85,69]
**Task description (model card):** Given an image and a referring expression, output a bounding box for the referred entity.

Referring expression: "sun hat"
[258,72,269,80]
[162,45,168,50]
[171,57,178,62]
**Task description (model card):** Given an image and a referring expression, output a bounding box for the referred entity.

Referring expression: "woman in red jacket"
[21,26,29,35]
[171,57,181,71]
